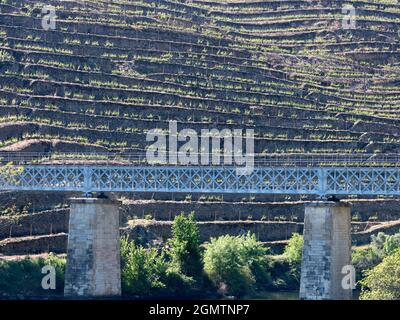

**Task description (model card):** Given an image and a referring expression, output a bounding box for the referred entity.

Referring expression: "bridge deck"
[1,152,400,167]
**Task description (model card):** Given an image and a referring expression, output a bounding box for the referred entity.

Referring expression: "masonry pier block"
[64,198,121,297]
[299,201,352,300]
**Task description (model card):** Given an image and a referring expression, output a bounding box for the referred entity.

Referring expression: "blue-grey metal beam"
[1,165,400,196]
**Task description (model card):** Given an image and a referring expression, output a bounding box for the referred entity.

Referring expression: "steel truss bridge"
[0,153,400,197]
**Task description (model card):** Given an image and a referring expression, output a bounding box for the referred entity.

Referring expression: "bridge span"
[0,152,399,196]
[1,164,400,197]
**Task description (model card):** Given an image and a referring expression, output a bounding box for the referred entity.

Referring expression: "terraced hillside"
[0,0,400,256]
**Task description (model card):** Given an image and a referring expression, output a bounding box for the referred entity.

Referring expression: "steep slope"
[0,0,399,154]
[0,0,400,255]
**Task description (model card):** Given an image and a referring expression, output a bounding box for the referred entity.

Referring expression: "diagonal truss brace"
[0,165,400,196]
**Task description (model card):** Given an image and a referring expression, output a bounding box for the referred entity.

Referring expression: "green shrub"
[120,237,194,297]
[268,255,299,290]
[369,230,400,258]
[203,232,270,297]
[120,236,169,296]
[370,232,388,258]
[383,232,400,256]
[121,212,205,297]
[168,213,203,281]
[351,230,400,286]
[283,233,303,264]
[282,233,303,282]
[352,247,381,283]
[359,248,400,300]
[0,255,65,297]
[162,267,196,296]
[46,254,65,286]
[0,50,14,62]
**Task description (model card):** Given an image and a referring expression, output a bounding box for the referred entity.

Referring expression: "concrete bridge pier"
[64,198,121,297]
[299,201,352,300]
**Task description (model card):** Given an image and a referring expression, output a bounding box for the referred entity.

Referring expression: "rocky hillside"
[0,0,400,256]
[0,0,399,154]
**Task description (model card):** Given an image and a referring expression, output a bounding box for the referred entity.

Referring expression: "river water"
[246,291,299,300]
[246,290,360,300]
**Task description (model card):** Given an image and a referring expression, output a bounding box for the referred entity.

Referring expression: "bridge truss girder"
[1,165,400,197]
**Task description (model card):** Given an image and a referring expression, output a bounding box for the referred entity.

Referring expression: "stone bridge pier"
[64,198,121,297]
[300,201,352,300]
[62,197,352,299]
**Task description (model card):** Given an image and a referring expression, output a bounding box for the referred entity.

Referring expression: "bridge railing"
[0,152,399,167]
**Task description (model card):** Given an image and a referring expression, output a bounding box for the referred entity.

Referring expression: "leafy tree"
[283,233,303,264]
[383,232,400,256]
[352,247,381,283]
[120,236,169,296]
[368,230,400,258]
[168,213,203,281]
[203,232,270,297]
[370,232,388,258]
[268,255,299,290]
[360,248,400,300]
[283,233,303,282]
[352,230,400,285]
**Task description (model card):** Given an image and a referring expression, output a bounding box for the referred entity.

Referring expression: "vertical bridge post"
[64,198,121,297]
[83,166,92,195]
[300,201,352,300]
[317,168,328,198]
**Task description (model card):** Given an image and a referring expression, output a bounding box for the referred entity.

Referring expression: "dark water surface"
[246,291,299,300]
[246,290,360,300]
